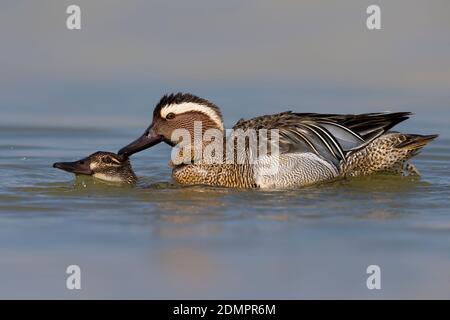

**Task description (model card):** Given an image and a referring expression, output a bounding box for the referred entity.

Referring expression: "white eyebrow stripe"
[160,102,224,130]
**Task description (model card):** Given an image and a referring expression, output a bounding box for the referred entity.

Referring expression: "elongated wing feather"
[232,111,411,165]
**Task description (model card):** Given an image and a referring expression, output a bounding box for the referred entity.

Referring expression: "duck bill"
[53,160,93,175]
[118,126,163,157]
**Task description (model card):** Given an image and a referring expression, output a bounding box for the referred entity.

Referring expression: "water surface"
[0,115,449,299]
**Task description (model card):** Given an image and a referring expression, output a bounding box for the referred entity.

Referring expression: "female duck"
[53,151,137,184]
[118,93,437,189]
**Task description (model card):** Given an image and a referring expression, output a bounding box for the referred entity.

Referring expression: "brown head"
[118,93,224,157]
[53,151,137,184]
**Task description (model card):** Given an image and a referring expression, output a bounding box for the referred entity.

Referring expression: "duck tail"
[342,133,438,177]
[395,134,439,156]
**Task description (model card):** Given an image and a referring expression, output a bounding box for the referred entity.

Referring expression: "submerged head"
[118,93,224,157]
[53,151,137,184]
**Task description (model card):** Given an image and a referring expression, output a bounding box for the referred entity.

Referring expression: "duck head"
[118,93,224,157]
[53,151,137,184]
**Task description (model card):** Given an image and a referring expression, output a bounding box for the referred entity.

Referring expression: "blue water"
[1,104,449,299]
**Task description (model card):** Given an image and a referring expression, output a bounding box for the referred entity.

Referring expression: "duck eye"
[166,112,175,120]
[78,161,85,165]
[104,157,112,164]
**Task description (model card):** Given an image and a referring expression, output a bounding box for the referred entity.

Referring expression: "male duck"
[53,151,137,184]
[119,93,437,189]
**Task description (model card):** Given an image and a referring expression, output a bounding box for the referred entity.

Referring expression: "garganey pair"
[54,93,437,188]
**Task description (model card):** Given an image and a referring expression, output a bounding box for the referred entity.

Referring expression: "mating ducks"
[53,151,137,184]
[118,93,437,189]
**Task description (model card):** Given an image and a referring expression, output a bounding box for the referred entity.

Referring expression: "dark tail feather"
[342,112,412,141]
[295,111,412,143]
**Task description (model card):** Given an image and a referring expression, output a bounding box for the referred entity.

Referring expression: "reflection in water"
[147,187,229,216]
[153,246,222,290]
[357,209,401,220]
[1,126,450,298]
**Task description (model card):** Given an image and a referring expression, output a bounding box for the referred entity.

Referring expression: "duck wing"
[232,111,411,166]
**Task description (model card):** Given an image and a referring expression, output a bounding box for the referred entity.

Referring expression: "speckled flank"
[171,131,437,189]
[341,133,437,177]
[173,163,256,188]
[173,131,436,188]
